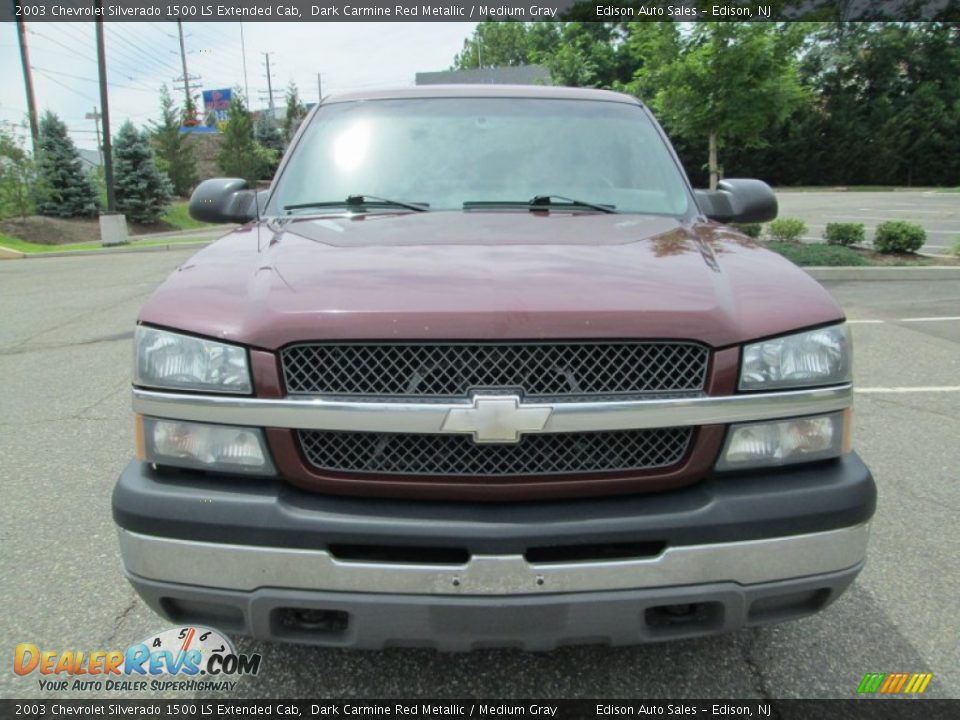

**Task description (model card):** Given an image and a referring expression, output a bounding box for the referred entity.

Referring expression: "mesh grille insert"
[282,342,709,398]
[298,427,693,477]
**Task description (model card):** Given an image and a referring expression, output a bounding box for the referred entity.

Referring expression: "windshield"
[267,97,691,216]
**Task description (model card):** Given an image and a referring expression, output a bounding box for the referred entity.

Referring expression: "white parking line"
[901,316,960,323]
[856,386,960,393]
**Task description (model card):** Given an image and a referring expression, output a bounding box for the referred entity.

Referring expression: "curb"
[0,246,25,259]
[0,240,210,260]
[805,266,960,281]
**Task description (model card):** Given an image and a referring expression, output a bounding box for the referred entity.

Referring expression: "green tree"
[453,21,533,69]
[150,84,198,197]
[34,111,100,218]
[113,121,173,224]
[799,22,960,186]
[281,82,308,143]
[254,111,284,176]
[626,23,806,189]
[217,96,276,185]
[530,20,635,88]
[0,124,35,219]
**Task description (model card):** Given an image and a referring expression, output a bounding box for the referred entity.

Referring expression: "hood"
[138,211,844,350]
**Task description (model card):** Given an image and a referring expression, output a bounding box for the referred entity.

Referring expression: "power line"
[28,28,95,62]
[31,66,158,94]
[32,68,100,104]
[39,23,179,91]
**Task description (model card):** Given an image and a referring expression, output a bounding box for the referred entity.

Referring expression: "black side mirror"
[188,178,261,224]
[694,179,778,224]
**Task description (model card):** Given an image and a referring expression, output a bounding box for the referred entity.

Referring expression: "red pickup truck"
[113,85,874,650]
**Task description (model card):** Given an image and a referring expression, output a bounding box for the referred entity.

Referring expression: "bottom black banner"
[1,700,957,720]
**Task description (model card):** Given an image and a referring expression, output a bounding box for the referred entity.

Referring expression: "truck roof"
[323,84,643,106]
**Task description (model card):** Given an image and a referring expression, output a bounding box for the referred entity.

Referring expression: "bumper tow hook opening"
[277,608,350,634]
[645,602,725,636]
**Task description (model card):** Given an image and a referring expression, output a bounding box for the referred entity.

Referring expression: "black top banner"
[2,0,959,23]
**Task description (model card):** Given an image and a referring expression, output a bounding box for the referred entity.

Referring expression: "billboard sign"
[202,88,232,123]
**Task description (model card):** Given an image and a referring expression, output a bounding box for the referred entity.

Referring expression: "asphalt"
[0,248,957,701]
[777,190,960,254]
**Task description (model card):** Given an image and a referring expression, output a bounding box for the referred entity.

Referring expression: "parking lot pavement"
[777,190,960,253]
[0,250,957,700]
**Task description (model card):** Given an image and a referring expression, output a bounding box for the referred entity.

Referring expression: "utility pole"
[14,1,39,154]
[94,6,115,213]
[262,52,276,115]
[240,23,250,101]
[176,20,191,111]
[85,107,103,166]
[317,72,322,103]
[172,21,202,124]
[94,0,126,247]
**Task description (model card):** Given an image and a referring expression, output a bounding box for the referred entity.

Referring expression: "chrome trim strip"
[118,524,869,595]
[131,384,853,435]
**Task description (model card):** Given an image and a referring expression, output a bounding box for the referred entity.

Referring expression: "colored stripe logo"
[857,672,933,694]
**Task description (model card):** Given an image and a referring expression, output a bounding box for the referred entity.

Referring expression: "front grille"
[298,427,693,477]
[282,341,709,398]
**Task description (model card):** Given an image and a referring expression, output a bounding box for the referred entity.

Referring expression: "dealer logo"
[14,625,261,693]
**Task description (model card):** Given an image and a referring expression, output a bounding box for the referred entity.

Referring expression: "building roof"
[416,65,551,86]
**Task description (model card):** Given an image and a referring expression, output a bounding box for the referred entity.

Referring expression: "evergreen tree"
[281,82,307,143]
[255,110,284,149]
[255,110,284,176]
[217,96,276,185]
[113,121,173,224]
[150,85,198,197]
[35,111,99,218]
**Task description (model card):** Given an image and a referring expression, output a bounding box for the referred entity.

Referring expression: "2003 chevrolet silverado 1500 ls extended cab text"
[113,85,875,650]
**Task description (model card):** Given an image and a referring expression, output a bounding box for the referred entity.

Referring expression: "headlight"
[138,417,275,476]
[740,324,851,391]
[715,411,849,471]
[134,326,251,394]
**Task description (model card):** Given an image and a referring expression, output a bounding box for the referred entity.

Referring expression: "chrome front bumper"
[118,523,870,596]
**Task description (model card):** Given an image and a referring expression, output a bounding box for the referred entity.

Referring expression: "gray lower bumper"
[127,565,863,651]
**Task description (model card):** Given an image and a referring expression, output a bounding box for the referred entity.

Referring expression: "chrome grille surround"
[298,427,693,477]
[281,341,709,398]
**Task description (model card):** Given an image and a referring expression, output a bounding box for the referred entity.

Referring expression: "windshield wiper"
[284,195,429,213]
[463,195,617,214]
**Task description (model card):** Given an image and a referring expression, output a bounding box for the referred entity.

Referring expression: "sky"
[0,21,477,151]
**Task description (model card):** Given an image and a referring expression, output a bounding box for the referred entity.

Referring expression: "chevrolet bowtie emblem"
[441,395,552,443]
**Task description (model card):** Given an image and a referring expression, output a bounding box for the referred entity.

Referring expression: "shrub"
[765,217,807,243]
[0,125,34,220]
[768,242,867,267]
[823,222,865,246]
[950,237,960,257]
[873,221,926,253]
[731,222,762,238]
